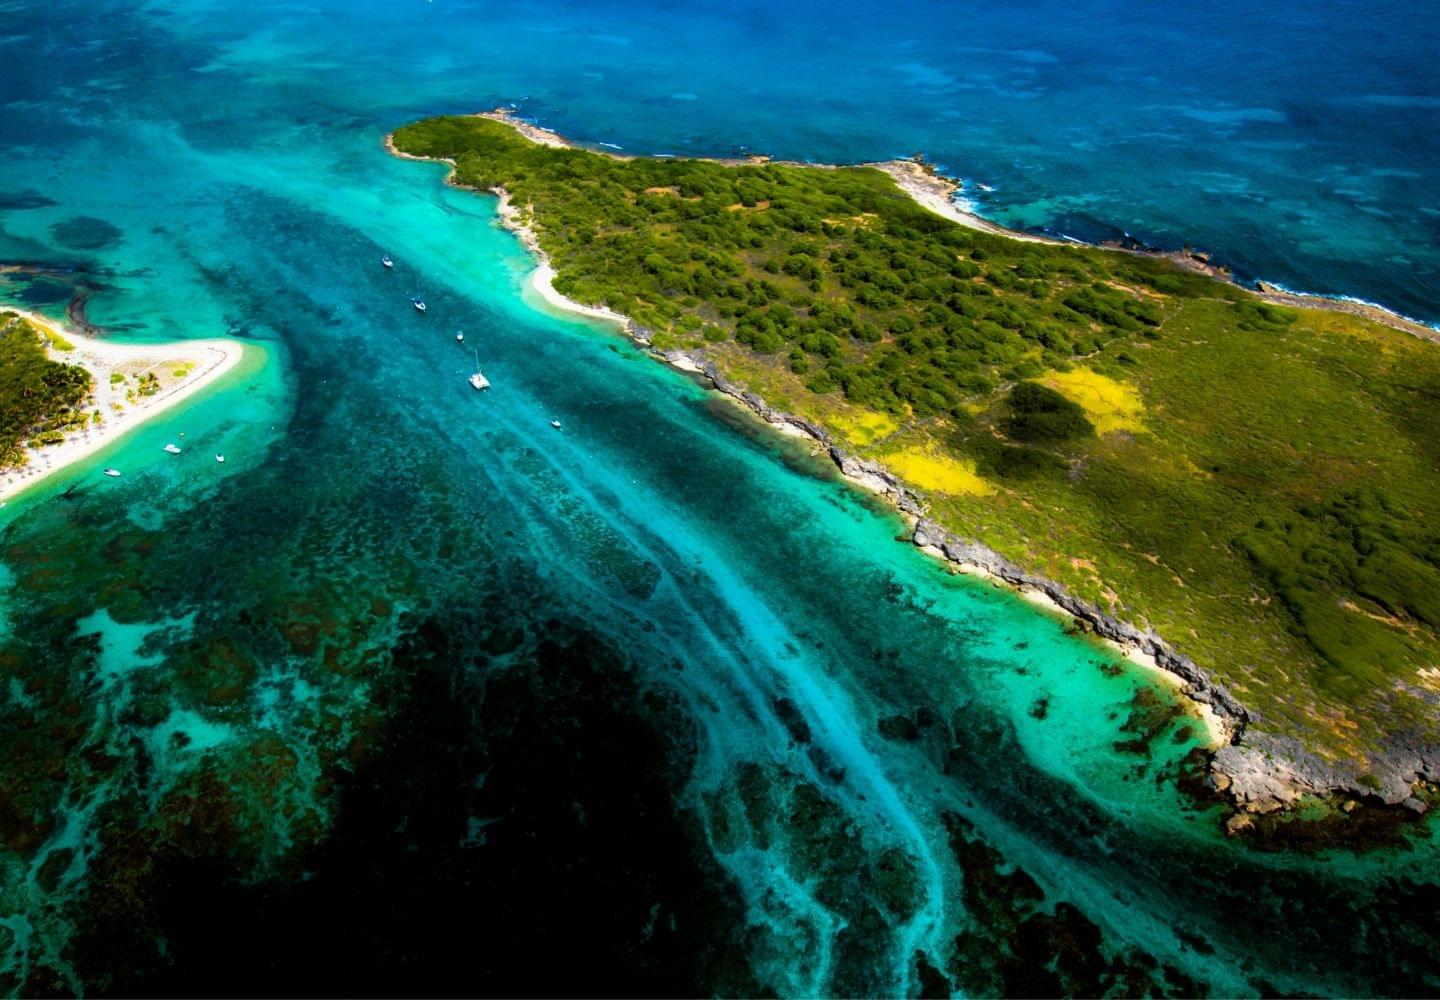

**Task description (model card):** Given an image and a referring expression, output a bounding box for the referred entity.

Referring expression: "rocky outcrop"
[1217,731,1439,810]
[909,518,1252,723]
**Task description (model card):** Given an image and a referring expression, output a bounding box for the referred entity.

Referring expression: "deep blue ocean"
[0,0,1438,995]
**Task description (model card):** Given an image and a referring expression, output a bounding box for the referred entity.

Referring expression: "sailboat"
[469,348,490,390]
[412,297,427,313]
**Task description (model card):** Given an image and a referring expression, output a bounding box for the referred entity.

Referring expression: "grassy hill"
[391,115,1440,782]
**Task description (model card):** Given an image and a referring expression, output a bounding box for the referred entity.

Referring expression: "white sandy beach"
[0,308,245,503]
[869,159,1060,245]
[524,263,631,329]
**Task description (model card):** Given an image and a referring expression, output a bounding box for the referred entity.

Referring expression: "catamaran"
[381,254,394,269]
[469,349,490,390]
[412,297,427,313]
[163,443,181,454]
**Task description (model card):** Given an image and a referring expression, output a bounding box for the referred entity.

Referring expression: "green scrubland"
[0,312,92,467]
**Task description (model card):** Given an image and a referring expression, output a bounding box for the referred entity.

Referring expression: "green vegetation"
[1001,382,1094,444]
[41,329,75,352]
[0,312,93,467]
[392,115,1440,768]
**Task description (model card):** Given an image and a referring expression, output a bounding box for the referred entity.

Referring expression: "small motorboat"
[215,453,226,464]
[163,443,181,454]
[455,331,464,343]
[103,468,121,478]
[381,255,394,269]
[412,297,427,313]
[550,419,562,429]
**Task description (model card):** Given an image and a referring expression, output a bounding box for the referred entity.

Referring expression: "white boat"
[163,443,181,454]
[103,468,121,478]
[215,453,226,464]
[469,348,489,390]
[381,255,394,269]
[455,331,464,343]
[550,419,562,429]
[412,297,427,313]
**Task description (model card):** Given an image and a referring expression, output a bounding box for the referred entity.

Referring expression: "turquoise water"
[0,1,1438,994]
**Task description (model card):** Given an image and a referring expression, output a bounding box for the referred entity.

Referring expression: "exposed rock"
[910,517,1251,727]
[1224,813,1254,836]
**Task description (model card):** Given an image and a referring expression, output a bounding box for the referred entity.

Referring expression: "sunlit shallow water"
[1,1,1439,995]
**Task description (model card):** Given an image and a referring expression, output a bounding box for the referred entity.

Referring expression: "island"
[389,111,1440,832]
[0,309,245,502]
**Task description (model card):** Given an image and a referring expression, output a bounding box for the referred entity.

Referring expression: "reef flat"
[391,112,1440,815]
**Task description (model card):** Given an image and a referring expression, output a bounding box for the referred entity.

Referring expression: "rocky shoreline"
[385,111,1439,818]
[658,345,1438,818]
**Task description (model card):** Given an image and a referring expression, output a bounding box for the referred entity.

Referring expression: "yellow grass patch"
[881,446,994,495]
[1043,368,1145,434]
[830,409,899,445]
